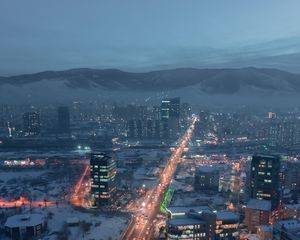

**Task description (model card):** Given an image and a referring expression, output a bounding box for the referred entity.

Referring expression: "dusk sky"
[1,0,300,75]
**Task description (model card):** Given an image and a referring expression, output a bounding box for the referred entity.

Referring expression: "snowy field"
[0,164,82,202]
[0,204,128,240]
[43,205,128,240]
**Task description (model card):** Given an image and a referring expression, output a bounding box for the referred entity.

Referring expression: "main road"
[121,117,197,240]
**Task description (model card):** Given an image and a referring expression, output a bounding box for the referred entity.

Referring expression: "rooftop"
[246,199,271,211]
[5,214,44,228]
[258,224,273,232]
[167,217,205,226]
[167,206,211,215]
[196,166,220,173]
[275,219,300,230]
[285,204,300,210]
[216,211,239,222]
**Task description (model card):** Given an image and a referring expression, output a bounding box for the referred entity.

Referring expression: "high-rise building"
[23,112,40,136]
[90,153,117,206]
[161,97,180,138]
[250,154,281,210]
[57,106,70,134]
[181,102,191,119]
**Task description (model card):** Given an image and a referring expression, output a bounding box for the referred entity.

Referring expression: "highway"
[121,117,197,240]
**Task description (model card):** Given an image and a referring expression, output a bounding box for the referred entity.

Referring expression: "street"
[121,117,197,240]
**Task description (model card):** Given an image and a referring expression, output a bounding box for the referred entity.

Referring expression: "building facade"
[57,106,71,134]
[161,97,180,139]
[90,153,117,206]
[245,199,271,233]
[23,112,40,136]
[250,154,281,210]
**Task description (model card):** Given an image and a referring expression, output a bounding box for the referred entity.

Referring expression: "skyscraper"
[90,153,117,206]
[250,154,281,210]
[23,112,40,136]
[57,106,70,134]
[161,97,180,138]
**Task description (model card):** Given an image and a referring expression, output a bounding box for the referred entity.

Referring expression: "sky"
[1,0,300,75]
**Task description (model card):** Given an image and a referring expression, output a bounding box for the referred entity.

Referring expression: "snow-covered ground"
[0,164,82,202]
[43,205,128,240]
[0,204,128,240]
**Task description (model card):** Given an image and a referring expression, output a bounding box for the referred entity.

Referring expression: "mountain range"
[1,67,300,106]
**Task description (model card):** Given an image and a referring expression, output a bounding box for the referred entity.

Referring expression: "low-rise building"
[245,199,271,233]
[194,166,220,192]
[273,219,300,240]
[166,210,216,240]
[4,214,46,240]
[256,225,272,240]
[216,211,239,239]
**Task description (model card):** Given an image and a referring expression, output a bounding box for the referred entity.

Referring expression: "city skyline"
[1,1,300,240]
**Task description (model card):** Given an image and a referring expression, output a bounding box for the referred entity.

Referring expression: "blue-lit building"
[250,154,281,210]
[90,153,117,206]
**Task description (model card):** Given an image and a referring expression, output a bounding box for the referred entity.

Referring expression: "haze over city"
[0,1,300,240]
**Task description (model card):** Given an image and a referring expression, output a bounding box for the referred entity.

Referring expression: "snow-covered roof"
[167,217,205,226]
[167,206,211,215]
[66,217,80,225]
[275,219,300,230]
[5,214,44,228]
[196,166,220,173]
[258,224,273,232]
[285,203,300,210]
[246,199,271,211]
[216,211,239,222]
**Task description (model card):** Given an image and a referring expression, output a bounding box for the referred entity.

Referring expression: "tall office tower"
[57,106,70,134]
[23,112,40,136]
[154,120,161,139]
[128,119,137,139]
[152,106,161,120]
[137,105,148,120]
[250,154,281,210]
[181,102,191,119]
[127,119,143,139]
[90,153,117,206]
[161,97,180,138]
[146,119,154,139]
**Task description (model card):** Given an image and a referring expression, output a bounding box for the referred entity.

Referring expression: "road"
[121,117,197,240]
[70,161,92,208]
[0,196,55,208]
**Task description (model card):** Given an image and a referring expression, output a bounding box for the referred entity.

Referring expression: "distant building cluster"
[124,97,191,140]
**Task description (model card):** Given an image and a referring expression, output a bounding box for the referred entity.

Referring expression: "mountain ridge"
[1,67,300,93]
[1,67,300,105]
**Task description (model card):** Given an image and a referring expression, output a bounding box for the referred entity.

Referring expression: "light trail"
[0,197,55,208]
[70,161,90,207]
[121,117,197,240]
